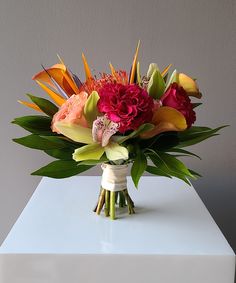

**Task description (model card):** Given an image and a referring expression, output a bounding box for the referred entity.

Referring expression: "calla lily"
[55,119,128,162]
[178,73,202,99]
[140,106,187,139]
[32,63,79,97]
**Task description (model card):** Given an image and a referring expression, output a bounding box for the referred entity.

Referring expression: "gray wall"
[0,0,235,251]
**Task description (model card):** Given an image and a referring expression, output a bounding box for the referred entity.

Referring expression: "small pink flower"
[51,92,88,134]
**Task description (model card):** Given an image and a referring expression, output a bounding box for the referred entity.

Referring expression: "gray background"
[0,0,235,252]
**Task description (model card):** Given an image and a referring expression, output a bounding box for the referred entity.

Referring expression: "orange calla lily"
[32,63,79,97]
[140,106,187,139]
[178,73,202,99]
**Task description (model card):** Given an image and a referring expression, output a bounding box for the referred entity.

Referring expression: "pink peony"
[97,83,154,133]
[51,92,88,133]
[161,83,196,127]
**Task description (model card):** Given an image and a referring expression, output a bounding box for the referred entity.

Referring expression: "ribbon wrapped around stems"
[101,163,128,192]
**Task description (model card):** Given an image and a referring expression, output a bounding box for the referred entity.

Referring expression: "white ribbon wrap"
[101,163,128,192]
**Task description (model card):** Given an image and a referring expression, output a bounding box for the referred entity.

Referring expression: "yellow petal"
[36,80,66,106]
[129,40,140,84]
[161,64,172,77]
[18,100,42,112]
[178,73,202,98]
[141,106,187,139]
[54,121,93,144]
[82,53,93,80]
[104,142,129,161]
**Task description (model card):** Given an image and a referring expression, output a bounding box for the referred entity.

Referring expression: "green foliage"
[131,146,147,188]
[27,94,58,117]
[13,134,67,150]
[12,115,53,135]
[31,160,93,178]
[44,148,74,160]
[84,91,100,126]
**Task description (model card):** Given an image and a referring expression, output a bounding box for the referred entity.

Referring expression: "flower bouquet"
[13,42,225,219]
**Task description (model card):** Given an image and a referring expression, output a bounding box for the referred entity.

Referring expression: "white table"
[0,176,235,283]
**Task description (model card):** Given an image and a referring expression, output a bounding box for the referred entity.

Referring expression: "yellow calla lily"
[178,73,202,99]
[140,106,187,139]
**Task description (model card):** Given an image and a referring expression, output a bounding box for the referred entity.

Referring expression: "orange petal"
[178,73,202,99]
[36,80,66,106]
[82,53,93,80]
[18,100,42,112]
[161,64,172,77]
[129,40,140,84]
[141,106,187,139]
[109,62,116,77]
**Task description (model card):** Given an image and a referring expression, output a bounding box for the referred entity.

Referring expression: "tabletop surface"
[0,176,234,255]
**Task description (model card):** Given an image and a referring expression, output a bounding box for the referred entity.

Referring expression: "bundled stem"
[94,188,135,220]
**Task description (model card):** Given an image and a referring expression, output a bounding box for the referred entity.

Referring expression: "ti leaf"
[12,115,53,135]
[13,134,66,150]
[166,148,201,159]
[131,146,147,188]
[31,160,93,178]
[27,94,58,117]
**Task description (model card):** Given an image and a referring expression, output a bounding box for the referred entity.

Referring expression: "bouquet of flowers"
[13,42,225,219]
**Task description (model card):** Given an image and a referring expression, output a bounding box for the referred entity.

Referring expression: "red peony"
[161,83,196,127]
[97,83,154,133]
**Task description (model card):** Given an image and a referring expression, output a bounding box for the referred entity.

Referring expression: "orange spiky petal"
[18,100,42,112]
[82,53,93,80]
[161,64,172,77]
[109,62,116,77]
[129,40,140,84]
[36,80,66,106]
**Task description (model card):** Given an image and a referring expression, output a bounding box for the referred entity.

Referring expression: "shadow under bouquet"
[13,42,225,219]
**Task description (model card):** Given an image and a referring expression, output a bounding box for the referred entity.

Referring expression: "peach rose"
[51,92,88,134]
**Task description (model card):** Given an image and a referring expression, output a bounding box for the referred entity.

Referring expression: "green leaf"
[147,69,166,99]
[192,103,202,109]
[147,63,159,79]
[189,169,202,178]
[44,148,74,160]
[167,148,201,159]
[12,115,53,135]
[177,126,228,148]
[146,165,172,178]
[115,123,154,143]
[73,143,104,162]
[84,91,100,126]
[136,61,141,85]
[13,134,66,150]
[27,94,58,117]
[131,146,147,188]
[31,160,93,178]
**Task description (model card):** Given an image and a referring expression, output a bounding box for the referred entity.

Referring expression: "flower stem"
[105,190,110,217]
[110,191,116,220]
[123,189,135,214]
[96,188,105,215]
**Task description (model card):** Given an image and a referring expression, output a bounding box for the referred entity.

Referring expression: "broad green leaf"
[13,134,66,150]
[27,94,58,117]
[105,143,129,161]
[55,121,93,144]
[115,123,154,143]
[165,69,178,90]
[73,143,104,162]
[147,63,159,79]
[44,148,74,160]
[31,160,93,178]
[131,147,147,188]
[147,69,165,99]
[166,148,201,159]
[84,91,100,126]
[146,165,172,178]
[12,115,53,135]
